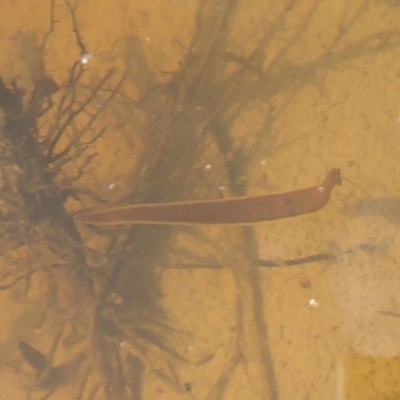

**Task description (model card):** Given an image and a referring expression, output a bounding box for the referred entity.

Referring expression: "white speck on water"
[79,52,93,65]
[260,159,267,166]
[205,164,212,170]
[108,183,115,190]
[309,298,320,308]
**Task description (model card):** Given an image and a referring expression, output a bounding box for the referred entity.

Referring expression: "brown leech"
[73,168,341,226]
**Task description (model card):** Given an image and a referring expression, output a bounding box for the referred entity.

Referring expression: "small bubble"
[260,159,267,166]
[108,183,115,190]
[79,52,93,65]
[205,164,212,170]
[309,298,320,308]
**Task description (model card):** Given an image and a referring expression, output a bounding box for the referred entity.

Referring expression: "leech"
[73,168,341,226]
[254,253,335,267]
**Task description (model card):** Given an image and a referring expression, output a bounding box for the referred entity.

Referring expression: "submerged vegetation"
[0,0,398,399]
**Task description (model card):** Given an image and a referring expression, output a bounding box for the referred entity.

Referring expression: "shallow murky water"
[0,1,400,399]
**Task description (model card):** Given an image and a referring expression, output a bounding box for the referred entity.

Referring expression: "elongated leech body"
[73,168,341,226]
